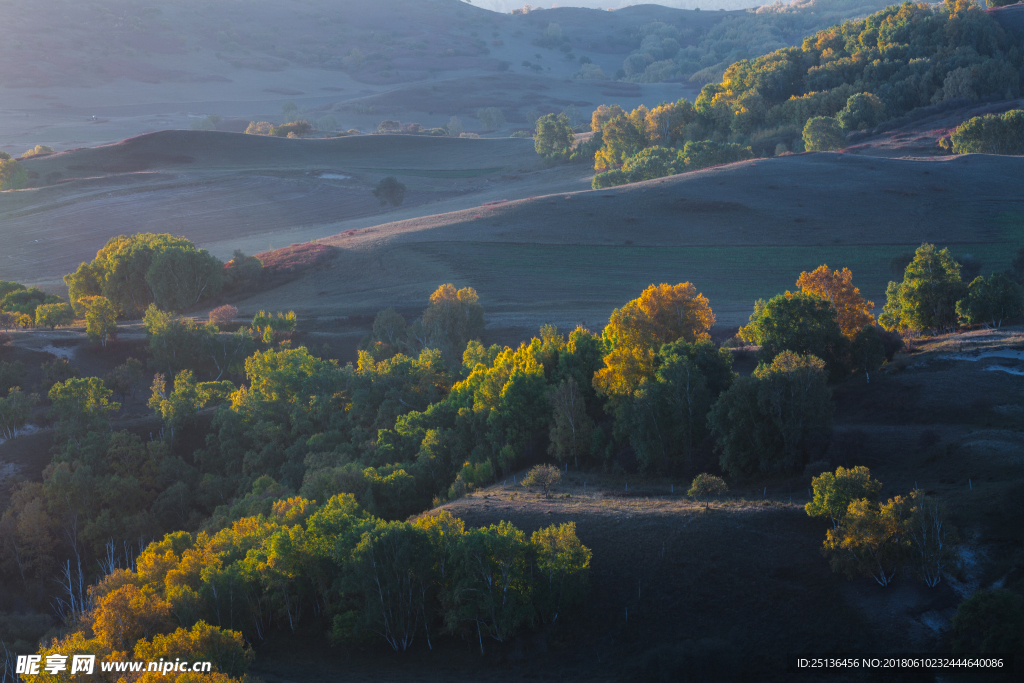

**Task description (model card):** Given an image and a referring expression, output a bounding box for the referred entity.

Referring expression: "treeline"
[560,0,1023,187]
[28,503,587,682]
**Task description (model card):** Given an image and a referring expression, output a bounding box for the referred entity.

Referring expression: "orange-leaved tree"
[594,283,715,397]
[796,265,875,337]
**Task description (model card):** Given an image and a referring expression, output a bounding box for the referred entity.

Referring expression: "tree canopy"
[710,351,833,476]
[64,233,224,318]
[880,243,966,334]
[594,283,715,398]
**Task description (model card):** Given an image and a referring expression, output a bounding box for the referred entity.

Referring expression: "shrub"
[680,140,753,171]
[949,109,1024,155]
[269,121,311,137]
[372,177,406,207]
[521,464,561,493]
[22,144,54,158]
[245,121,273,135]
[951,589,1024,656]
[592,169,627,189]
[209,305,238,326]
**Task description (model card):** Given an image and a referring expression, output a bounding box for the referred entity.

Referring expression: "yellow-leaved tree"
[795,265,875,337]
[593,283,715,397]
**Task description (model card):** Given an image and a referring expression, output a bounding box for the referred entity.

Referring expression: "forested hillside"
[562,0,1024,187]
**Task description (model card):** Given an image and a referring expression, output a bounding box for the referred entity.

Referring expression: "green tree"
[146,247,224,312]
[347,521,436,651]
[949,109,1024,154]
[906,489,959,588]
[34,303,75,330]
[0,280,25,301]
[420,284,484,360]
[547,378,593,468]
[445,521,533,652]
[593,115,647,170]
[0,158,27,190]
[534,113,575,158]
[617,339,733,474]
[802,116,845,151]
[144,305,219,378]
[880,243,966,334]
[82,296,118,347]
[806,465,882,528]
[530,522,590,624]
[104,358,144,401]
[956,272,1024,328]
[710,351,833,477]
[850,325,886,383]
[224,251,263,289]
[64,233,224,317]
[1,287,61,317]
[48,377,120,440]
[836,92,885,131]
[688,473,728,510]
[0,361,27,396]
[823,496,908,587]
[739,292,850,381]
[679,140,753,170]
[0,387,38,440]
[620,146,678,182]
[149,370,233,440]
[372,177,406,207]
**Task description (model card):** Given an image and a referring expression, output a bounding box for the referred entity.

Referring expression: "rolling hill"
[238,151,1024,330]
[6,129,1024,334]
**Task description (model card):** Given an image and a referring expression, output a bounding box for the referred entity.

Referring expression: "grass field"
[234,151,1024,329]
[6,131,1023,333]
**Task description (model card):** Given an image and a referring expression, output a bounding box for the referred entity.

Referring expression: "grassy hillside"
[1,132,587,289]
[240,151,1024,328]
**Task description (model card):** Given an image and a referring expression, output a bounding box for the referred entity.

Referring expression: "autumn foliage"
[796,265,875,337]
[594,282,715,397]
